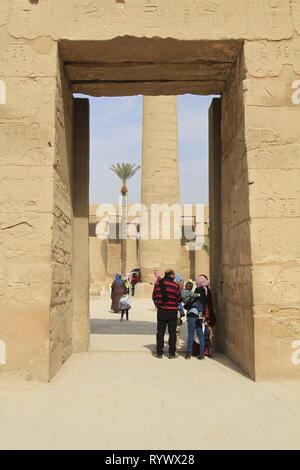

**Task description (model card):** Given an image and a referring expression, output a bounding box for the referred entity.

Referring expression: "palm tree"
[202,238,210,254]
[109,163,140,276]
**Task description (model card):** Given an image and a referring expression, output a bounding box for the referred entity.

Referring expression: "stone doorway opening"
[87,94,211,356]
[56,36,254,381]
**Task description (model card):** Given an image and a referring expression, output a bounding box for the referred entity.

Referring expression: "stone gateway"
[0,1,299,381]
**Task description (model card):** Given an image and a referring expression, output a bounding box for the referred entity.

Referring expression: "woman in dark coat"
[111,274,128,313]
[192,274,216,357]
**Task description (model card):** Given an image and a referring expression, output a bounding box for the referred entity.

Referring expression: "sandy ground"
[90,296,187,353]
[0,297,300,450]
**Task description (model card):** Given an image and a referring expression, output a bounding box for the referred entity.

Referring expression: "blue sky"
[84,94,216,205]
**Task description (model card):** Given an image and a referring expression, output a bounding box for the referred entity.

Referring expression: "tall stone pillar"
[140,96,181,282]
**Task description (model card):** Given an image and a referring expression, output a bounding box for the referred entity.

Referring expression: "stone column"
[140,96,181,282]
[194,205,210,278]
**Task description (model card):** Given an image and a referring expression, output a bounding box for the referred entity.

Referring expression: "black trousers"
[156,308,177,355]
[121,309,129,319]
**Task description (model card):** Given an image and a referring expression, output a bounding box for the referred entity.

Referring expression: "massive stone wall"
[0,28,57,379]
[0,0,299,380]
[220,48,255,378]
[244,39,300,379]
[1,0,297,41]
[49,57,74,379]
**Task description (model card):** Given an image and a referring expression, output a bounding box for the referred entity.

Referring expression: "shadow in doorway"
[90,318,156,335]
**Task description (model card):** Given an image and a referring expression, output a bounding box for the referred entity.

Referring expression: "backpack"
[119,294,131,310]
[183,296,196,311]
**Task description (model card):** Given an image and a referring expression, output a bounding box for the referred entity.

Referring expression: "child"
[119,283,131,321]
[182,282,203,312]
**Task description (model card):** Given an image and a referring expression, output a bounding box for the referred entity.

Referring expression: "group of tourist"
[110,268,216,358]
[152,269,216,359]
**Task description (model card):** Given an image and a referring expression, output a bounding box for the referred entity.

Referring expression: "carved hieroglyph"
[0,0,299,381]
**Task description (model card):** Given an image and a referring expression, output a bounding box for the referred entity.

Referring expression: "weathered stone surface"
[245,106,300,143]
[243,42,300,380]
[65,38,239,96]
[0,121,54,167]
[0,1,9,27]
[0,213,53,263]
[248,169,300,218]
[244,39,300,77]
[0,40,56,77]
[5,0,294,41]
[219,48,256,379]
[250,218,300,265]
[254,316,300,380]
[244,68,300,107]
[0,1,299,381]
[0,77,56,122]
[66,61,232,82]
[140,96,181,282]
[292,0,300,34]
[60,38,242,64]
[0,180,53,213]
[252,264,300,307]
[48,58,74,380]
[247,143,300,170]
[72,80,226,97]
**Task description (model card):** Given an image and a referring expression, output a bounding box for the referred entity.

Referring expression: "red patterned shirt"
[152,277,182,310]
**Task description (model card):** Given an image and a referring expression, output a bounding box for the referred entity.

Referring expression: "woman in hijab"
[110,274,128,313]
[192,274,216,357]
[196,274,216,327]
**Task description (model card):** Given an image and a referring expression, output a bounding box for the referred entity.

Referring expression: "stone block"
[247,143,300,170]
[245,40,292,77]
[5,262,52,305]
[292,0,300,34]
[0,39,56,77]
[252,264,300,307]
[0,1,9,27]
[89,237,107,283]
[248,169,300,218]
[0,301,50,380]
[0,0,293,44]
[0,213,53,263]
[254,315,300,379]
[245,106,300,142]
[0,121,55,167]
[250,218,300,264]
[0,179,54,214]
[0,77,56,124]
[244,67,300,107]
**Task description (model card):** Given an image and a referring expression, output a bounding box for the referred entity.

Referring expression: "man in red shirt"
[152,269,182,358]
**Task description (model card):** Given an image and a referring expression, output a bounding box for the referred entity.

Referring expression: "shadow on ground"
[210,353,250,379]
[142,344,250,379]
[90,318,157,335]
